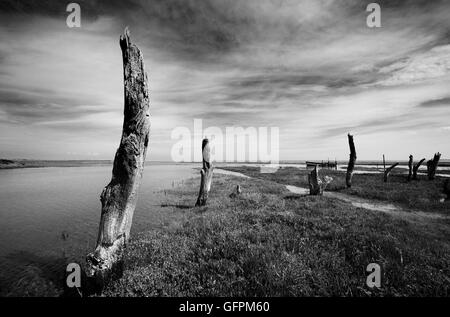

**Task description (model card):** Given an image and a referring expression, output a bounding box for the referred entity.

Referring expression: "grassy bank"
[220,166,450,215]
[103,174,449,297]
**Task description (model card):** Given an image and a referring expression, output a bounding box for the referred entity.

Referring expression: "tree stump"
[229,185,242,198]
[407,155,413,181]
[86,28,150,282]
[412,158,425,180]
[383,162,399,182]
[426,152,441,180]
[345,134,356,188]
[196,138,214,206]
[308,165,333,195]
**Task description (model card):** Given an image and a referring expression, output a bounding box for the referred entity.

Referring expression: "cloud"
[0,0,450,160]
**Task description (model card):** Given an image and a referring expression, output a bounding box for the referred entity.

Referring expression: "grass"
[219,166,450,215]
[102,174,450,297]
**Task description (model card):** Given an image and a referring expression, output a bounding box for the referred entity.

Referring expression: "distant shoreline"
[1,158,450,170]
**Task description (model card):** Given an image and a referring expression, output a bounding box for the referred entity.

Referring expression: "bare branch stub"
[196,138,214,206]
[412,158,425,180]
[384,162,399,182]
[345,134,356,188]
[86,28,150,283]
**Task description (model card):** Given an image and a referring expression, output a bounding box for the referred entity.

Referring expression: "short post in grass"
[412,158,425,180]
[308,165,333,195]
[87,28,151,285]
[345,134,356,188]
[426,152,441,180]
[384,162,399,182]
[408,155,413,181]
[196,138,214,206]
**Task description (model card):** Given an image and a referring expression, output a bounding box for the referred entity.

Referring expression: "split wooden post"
[86,28,151,281]
[426,152,441,180]
[383,162,399,182]
[196,138,214,206]
[412,158,425,180]
[308,165,333,195]
[408,155,413,181]
[345,134,356,188]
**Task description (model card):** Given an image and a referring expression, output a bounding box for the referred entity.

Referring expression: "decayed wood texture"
[196,138,214,206]
[426,152,441,180]
[408,155,413,181]
[87,28,150,278]
[412,158,425,180]
[383,162,399,182]
[229,185,242,198]
[345,134,356,188]
[308,166,333,195]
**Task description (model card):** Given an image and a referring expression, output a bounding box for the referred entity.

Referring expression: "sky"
[0,0,449,161]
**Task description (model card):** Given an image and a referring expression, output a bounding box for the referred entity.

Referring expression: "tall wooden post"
[196,138,214,206]
[87,28,151,280]
[345,134,356,188]
[408,155,413,181]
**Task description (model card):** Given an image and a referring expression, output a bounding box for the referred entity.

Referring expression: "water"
[0,164,197,296]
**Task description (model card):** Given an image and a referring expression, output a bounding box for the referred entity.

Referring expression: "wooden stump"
[407,155,413,181]
[86,28,150,282]
[412,158,425,180]
[383,162,399,182]
[426,152,441,180]
[345,134,356,188]
[196,138,214,206]
[229,185,242,198]
[308,166,333,195]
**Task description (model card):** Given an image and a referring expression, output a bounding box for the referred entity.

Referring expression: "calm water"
[0,164,197,296]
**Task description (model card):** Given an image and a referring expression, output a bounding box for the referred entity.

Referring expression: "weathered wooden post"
[308,165,333,195]
[412,158,425,180]
[383,162,399,182]
[345,134,356,188]
[408,155,413,181]
[229,185,242,198]
[87,28,151,281]
[196,138,214,206]
[426,152,441,180]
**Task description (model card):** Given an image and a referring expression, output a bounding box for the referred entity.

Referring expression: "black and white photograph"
[0,0,449,304]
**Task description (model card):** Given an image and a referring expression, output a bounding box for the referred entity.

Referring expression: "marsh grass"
[221,166,450,215]
[103,174,449,297]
